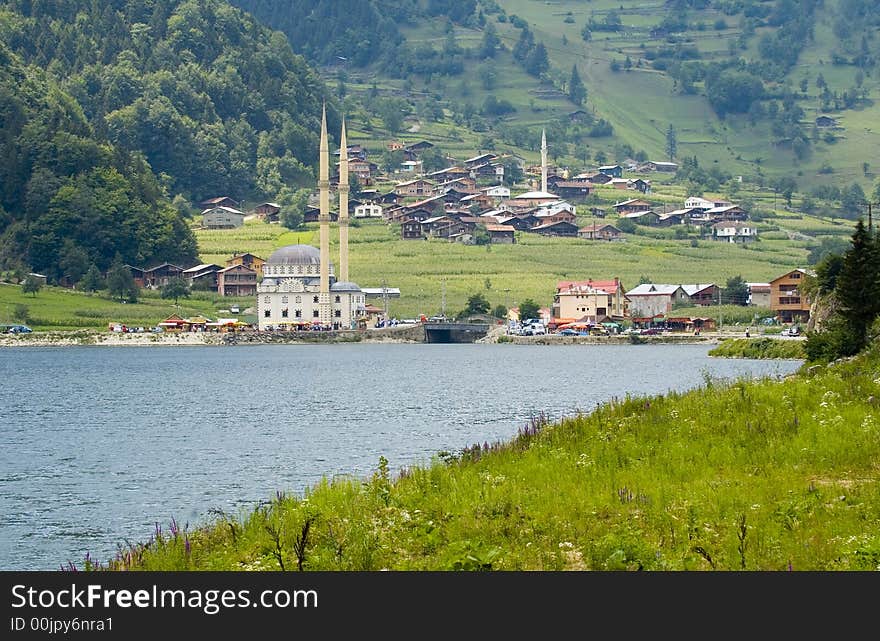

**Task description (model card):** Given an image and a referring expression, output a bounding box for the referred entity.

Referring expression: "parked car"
[781,326,801,337]
[522,323,546,336]
[7,324,33,334]
[640,328,661,335]
[558,328,579,336]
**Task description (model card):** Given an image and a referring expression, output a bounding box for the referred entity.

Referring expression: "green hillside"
[240,0,880,194]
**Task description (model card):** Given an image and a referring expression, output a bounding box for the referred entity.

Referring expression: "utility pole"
[382,279,389,320]
[441,278,446,318]
[866,200,878,232]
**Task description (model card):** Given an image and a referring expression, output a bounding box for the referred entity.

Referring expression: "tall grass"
[93,342,880,571]
[709,338,806,360]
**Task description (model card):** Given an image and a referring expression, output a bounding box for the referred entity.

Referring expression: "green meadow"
[101,340,880,571]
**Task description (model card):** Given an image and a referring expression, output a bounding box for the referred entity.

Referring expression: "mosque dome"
[266,244,325,266]
[330,281,361,292]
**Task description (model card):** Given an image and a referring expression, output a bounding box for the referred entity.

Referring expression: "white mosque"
[256,107,365,330]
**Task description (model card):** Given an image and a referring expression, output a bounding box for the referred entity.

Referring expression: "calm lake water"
[0,343,801,570]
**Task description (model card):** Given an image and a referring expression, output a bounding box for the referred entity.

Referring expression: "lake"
[0,343,801,570]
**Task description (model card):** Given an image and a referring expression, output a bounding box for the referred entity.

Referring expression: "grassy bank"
[709,338,806,360]
[96,343,880,571]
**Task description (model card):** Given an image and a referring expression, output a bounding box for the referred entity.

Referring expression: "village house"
[642,161,678,172]
[401,219,425,240]
[531,220,579,237]
[706,204,748,221]
[620,210,660,225]
[125,265,147,288]
[202,205,245,229]
[182,263,221,291]
[484,223,516,244]
[712,220,758,243]
[685,196,730,210]
[534,208,576,226]
[481,185,511,199]
[598,164,623,178]
[142,263,185,289]
[434,176,477,193]
[579,172,612,185]
[657,211,687,226]
[747,282,772,307]
[226,252,265,279]
[198,196,239,210]
[303,207,338,223]
[354,203,383,218]
[252,202,281,223]
[464,152,498,169]
[553,279,626,322]
[394,178,434,197]
[613,198,653,214]
[625,284,691,319]
[608,178,632,190]
[217,264,257,297]
[427,166,471,182]
[334,144,367,161]
[682,284,719,306]
[629,178,651,194]
[770,269,812,323]
[493,215,535,232]
[552,181,593,199]
[348,159,378,185]
[400,159,423,174]
[578,223,622,241]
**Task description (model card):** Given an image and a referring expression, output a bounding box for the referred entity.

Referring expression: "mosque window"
[335,295,341,303]
[264,310,271,317]
[295,310,301,318]
[334,310,341,318]
[297,265,303,274]
[264,296,270,304]
[282,296,288,304]
[295,296,301,304]
[313,296,319,304]
[313,310,319,318]
[282,309,288,318]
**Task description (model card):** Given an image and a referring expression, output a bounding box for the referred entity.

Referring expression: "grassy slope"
[107,341,880,571]
[709,337,806,359]
[336,0,879,190]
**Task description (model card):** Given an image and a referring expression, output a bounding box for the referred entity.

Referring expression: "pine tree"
[568,64,587,105]
[833,219,880,352]
[666,124,677,160]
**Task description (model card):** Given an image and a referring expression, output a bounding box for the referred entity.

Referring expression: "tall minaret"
[338,118,350,283]
[541,128,548,193]
[318,104,332,324]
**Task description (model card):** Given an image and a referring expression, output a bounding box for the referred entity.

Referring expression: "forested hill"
[0,0,336,282]
[229,0,414,68]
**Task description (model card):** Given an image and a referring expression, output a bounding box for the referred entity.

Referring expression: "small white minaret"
[541,128,548,193]
[338,118,350,283]
[318,104,332,324]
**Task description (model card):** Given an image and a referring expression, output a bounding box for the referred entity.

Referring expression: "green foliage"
[709,338,805,359]
[80,265,105,293]
[160,278,191,305]
[706,70,765,117]
[568,65,586,105]
[461,291,490,317]
[805,220,880,361]
[492,304,507,319]
[12,303,29,322]
[21,274,42,297]
[723,275,749,306]
[105,255,139,303]
[278,188,310,230]
[518,298,540,321]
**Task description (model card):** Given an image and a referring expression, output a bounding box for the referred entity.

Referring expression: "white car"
[522,323,546,336]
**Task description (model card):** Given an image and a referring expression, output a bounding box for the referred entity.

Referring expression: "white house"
[684,196,715,210]
[712,221,757,243]
[354,203,383,218]
[202,206,245,229]
[482,185,510,199]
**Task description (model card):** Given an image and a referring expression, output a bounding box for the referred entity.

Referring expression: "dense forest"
[0,0,336,282]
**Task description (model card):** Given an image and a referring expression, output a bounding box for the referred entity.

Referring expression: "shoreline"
[0,327,793,348]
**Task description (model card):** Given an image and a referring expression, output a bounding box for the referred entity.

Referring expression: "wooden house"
[485,223,516,244]
[202,206,245,229]
[226,252,265,278]
[217,264,257,297]
[578,224,622,241]
[532,220,579,237]
[770,269,812,323]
